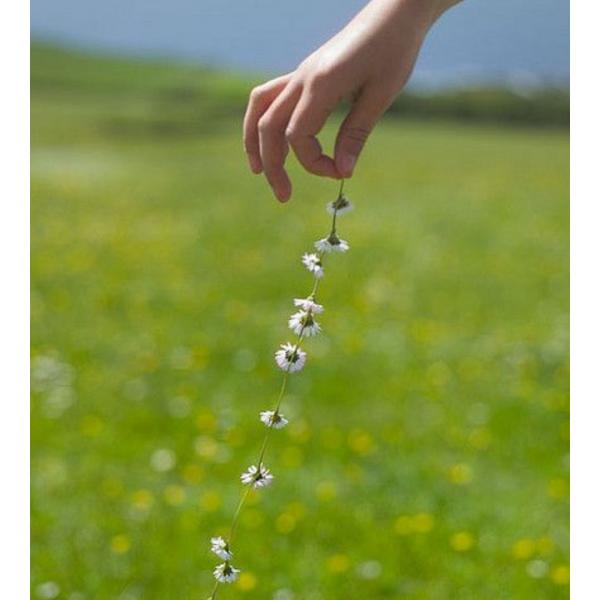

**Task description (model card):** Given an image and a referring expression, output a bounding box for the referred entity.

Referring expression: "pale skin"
[243,0,462,202]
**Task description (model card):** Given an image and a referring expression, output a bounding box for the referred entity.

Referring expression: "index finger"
[243,74,291,174]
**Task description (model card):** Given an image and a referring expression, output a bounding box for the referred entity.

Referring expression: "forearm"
[351,0,461,37]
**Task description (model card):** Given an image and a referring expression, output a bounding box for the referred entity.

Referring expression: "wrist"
[429,0,462,21]
[387,0,461,31]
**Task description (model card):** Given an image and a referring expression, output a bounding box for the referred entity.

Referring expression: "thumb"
[334,90,385,178]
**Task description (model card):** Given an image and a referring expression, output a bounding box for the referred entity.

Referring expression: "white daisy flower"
[314,233,349,253]
[302,253,324,278]
[288,310,321,337]
[274,342,307,372]
[213,562,240,583]
[327,194,354,216]
[240,464,274,488]
[293,297,324,314]
[260,410,289,429]
[210,536,232,560]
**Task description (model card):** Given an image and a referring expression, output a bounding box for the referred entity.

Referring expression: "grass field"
[31,45,569,599]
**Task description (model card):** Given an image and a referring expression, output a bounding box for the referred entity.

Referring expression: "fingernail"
[339,154,357,177]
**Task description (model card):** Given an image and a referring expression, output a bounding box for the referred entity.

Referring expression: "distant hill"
[31,43,569,140]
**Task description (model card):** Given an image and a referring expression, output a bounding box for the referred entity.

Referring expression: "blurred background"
[31,1,569,599]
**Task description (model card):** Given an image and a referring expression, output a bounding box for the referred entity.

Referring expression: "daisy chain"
[260,410,289,429]
[288,309,321,337]
[275,342,307,372]
[327,194,353,216]
[314,233,350,253]
[213,562,240,583]
[207,180,353,599]
[240,464,274,489]
[210,536,232,561]
[302,253,324,278]
[294,297,324,314]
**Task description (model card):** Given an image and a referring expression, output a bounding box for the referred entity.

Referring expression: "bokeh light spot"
[356,560,382,580]
[512,538,535,560]
[536,536,555,556]
[111,534,131,554]
[276,512,297,534]
[448,463,473,485]
[195,410,217,432]
[36,581,60,599]
[163,484,186,506]
[131,489,154,511]
[315,481,337,502]
[413,512,435,533]
[348,430,375,456]
[526,559,549,579]
[551,564,569,585]
[236,571,258,592]
[326,554,350,574]
[547,478,569,500]
[450,531,475,552]
[150,448,176,472]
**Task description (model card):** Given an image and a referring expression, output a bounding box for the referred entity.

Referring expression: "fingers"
[258,84,302,202]
[245,73,384,201]
[243,74,292,174]
[334,89,389,178]
[285,89,340,179]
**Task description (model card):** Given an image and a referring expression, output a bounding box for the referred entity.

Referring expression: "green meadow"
[31,45,569,599]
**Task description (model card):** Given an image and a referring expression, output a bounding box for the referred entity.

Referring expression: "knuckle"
[258,116,274,135]
[297,52,317,73]
[285,124,301,143]
[314,64,336,82]
[249,85,264,102]
[341,125,371,144]
[307,66,335,90]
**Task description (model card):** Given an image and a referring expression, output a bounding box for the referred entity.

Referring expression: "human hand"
[243,0,460,202]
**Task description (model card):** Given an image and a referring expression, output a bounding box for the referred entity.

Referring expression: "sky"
[31,0,569,89]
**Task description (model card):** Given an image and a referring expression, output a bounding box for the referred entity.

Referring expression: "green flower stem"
[209,579,219,600]
[228,485,251,545]
[331,179,344,235]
